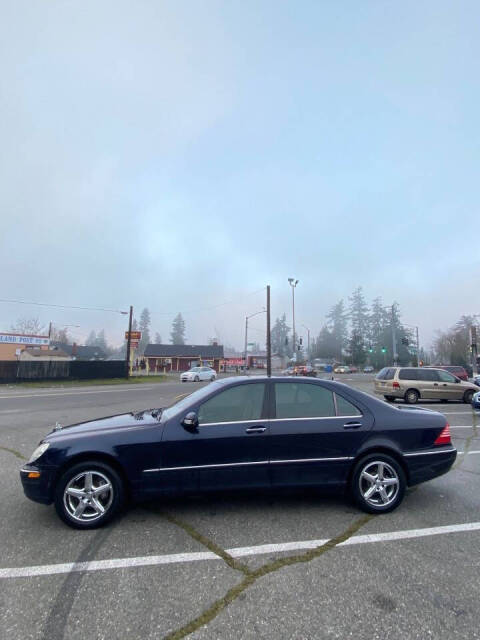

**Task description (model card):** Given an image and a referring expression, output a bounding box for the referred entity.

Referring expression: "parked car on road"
[21,376,456,528]
[472,390,480,410]
[180,366,216,382]
[374,367,478,404]
[334,365,350,374]
[471,375,480,387]
[293,365,317,377]
[363,366,374,373]
[349,366,358,373]
[425,365,469,381]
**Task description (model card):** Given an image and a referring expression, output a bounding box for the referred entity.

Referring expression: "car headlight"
[28,442,50,463]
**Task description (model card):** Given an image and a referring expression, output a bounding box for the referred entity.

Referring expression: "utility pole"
[244,316,248,372]
[266,285,271,377]
[416,326,420,367]
[391,305,398,366]
[288,278,299,360]
[302,324,311,360]
[125,305,133,379]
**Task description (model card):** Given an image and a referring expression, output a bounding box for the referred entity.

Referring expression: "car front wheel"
[384,396,395,402]
[463,390,474,404]
[54,460,124,529]
[351,454,406,514]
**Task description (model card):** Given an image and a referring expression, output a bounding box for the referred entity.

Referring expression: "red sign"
[129,340,139,349]
[125,331,142,340]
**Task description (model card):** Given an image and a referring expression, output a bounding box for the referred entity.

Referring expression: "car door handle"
[433,383,439,386]
[245,426,266,433]
[343,422,362,429]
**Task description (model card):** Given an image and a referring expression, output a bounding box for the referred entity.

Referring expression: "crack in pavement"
[161,512,372,640]
[41,518,121,640]
[454,408,478,470]
[0,445,26,461]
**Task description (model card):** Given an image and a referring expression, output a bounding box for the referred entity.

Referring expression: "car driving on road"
[21,376,456,528]
[374,367,478,404]
[180,366,217,382]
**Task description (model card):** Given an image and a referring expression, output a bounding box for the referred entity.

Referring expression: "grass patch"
[1,375,169,389]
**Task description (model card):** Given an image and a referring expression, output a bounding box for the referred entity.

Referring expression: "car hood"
[44,410,161,441]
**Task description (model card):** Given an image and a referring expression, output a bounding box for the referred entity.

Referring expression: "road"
[0,374,479,639]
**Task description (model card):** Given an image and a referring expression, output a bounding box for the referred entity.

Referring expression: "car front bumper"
[20,465,56,505]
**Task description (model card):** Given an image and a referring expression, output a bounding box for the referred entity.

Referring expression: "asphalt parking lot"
[0,374,479,639]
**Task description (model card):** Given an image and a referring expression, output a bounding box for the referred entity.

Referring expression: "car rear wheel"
[351,454,406,514]
[194,376,200,382]
[211,375,216,381]
[384,396,395,402]
[463,390,474,404]
[404,389,419,404]
[54,460,124,529]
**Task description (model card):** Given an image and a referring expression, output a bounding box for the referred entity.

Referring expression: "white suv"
[180,367,217,383]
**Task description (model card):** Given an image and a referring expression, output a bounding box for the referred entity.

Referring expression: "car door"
[269,381,374,488]
[416,369,442,399]
[436,369,464,400]
[160,381,270,492]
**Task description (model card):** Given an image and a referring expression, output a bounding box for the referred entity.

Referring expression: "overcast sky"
[1,1,478,349]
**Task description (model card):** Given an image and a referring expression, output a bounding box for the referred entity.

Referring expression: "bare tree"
[10,317,46,335]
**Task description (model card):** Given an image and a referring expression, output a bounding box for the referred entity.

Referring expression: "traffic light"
[401,337,409,346]
[368,348,373,353]
[381,347,387,353]
[299,338,303,345]
[285,337,288,345]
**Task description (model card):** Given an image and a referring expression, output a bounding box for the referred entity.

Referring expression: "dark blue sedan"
[20,377,456,529]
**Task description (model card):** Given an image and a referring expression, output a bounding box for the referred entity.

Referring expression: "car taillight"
[434,423,451,446]
[393,381,400,389]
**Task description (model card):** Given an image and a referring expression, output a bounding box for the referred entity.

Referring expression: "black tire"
[351,453,406,514]
[194,376,200,382]
[211,375,216,381]
[404,388,419,404]
[384,396,396,403]
[54,460,124,529]
[463,390,474,404]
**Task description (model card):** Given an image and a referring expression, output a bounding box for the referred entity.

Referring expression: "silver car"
[180,366,217,383]
[374,366,477,404]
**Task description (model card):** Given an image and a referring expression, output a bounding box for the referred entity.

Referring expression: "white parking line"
[0,387,158,400]
[1,520,479,580]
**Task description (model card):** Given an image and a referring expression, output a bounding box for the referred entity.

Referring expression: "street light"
[288,278,299,360]
[244,309,266,372]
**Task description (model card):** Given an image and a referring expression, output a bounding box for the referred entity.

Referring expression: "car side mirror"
[182,412,199,432]
[454,377,461,383]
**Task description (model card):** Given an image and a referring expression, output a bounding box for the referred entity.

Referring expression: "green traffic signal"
[381,347,387,353]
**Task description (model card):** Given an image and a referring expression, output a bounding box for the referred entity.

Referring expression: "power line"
[0,299,128,314]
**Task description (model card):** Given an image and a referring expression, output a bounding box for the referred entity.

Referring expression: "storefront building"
[144,344,224,373]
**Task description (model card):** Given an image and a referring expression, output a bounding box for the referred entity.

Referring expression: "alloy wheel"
[359,461,400,508]
[63,470,113,523]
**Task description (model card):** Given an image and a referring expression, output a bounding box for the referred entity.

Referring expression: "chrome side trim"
[269,415,363,423]
[270,456,353,464]
[198,415,363,427]
[403,448,457,458]
[143,456,353,473]
[143,460,269,473]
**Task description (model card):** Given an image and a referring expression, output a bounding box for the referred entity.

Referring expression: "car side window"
[198,383,265,424]
[335,393,362,416]
[274,383,335,419]
[437,370,456,383]
[418,369,439,381]
[399,369,418,380]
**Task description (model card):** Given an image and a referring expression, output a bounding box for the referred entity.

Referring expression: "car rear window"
[376,368,395,380]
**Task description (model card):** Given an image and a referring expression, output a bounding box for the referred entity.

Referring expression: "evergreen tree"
[270,314,291,357]
[326,300,348,360]
[347,330,367,366]
[138,308,151,354]
[86,330,97,346]
[94,329,108,352]
[170,313,186,345]
[348,287,369,340]
[154,332,162,344]
[311,326,337,360]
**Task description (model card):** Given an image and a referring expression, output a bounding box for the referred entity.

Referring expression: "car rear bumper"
[20,465,56,505]
[403,447,457,486]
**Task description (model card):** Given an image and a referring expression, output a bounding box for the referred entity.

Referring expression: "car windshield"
[189,367,201,372]
[162,382,221,419]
